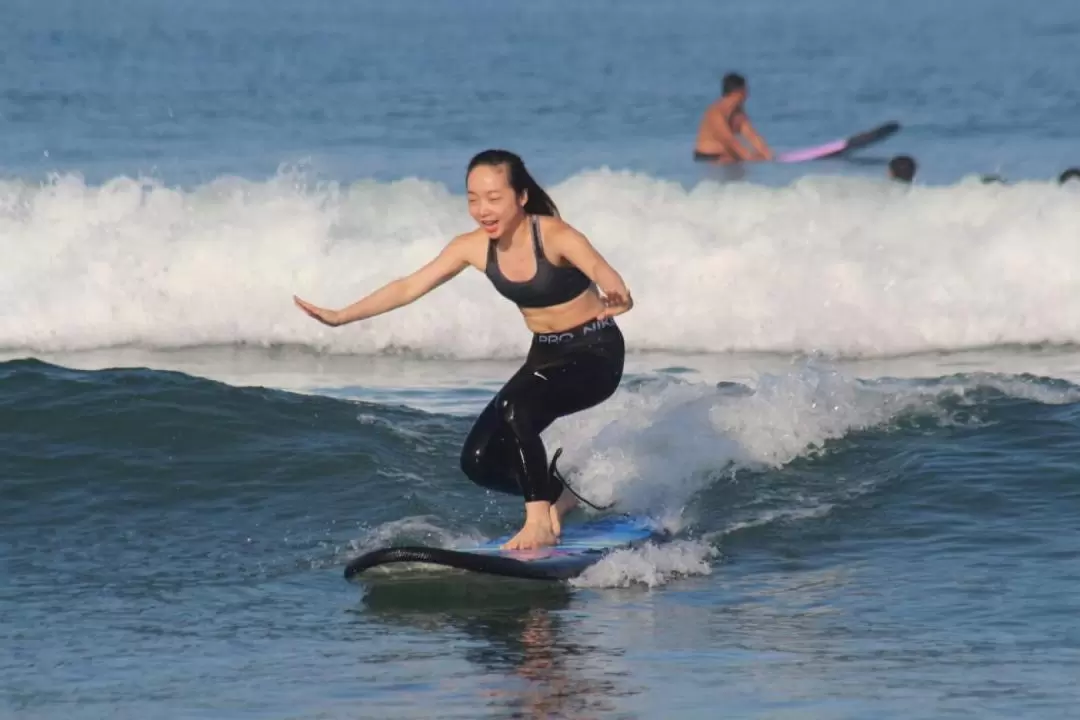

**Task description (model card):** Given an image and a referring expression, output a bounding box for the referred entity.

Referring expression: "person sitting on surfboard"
[693,73,774,163]
[293,149,633,551]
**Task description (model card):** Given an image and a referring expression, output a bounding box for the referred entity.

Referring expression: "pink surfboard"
[775,121,900,163]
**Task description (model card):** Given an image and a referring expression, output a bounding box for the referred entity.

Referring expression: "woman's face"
[467,163,526,238]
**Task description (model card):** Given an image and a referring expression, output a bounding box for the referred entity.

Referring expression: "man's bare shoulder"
[706,98,729,115]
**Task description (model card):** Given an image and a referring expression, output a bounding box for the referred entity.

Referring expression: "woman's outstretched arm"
[294,234,474,327]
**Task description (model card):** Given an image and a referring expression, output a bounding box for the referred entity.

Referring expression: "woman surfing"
[294,149,633,550]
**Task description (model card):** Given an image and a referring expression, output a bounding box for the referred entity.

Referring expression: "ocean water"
[4,0,1080,718]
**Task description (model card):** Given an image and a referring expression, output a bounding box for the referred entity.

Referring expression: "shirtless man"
[694,73,773,163]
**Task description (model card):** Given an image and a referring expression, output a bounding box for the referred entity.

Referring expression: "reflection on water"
[341,545,862,718]
[357,577,635,719]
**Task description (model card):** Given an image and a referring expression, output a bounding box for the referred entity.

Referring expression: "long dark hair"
[466,149,559,217]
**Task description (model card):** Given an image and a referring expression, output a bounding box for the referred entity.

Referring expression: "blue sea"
[4,0,1080,718]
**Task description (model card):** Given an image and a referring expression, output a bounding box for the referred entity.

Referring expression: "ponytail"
[466,149,559,217]
[520,173,559,217]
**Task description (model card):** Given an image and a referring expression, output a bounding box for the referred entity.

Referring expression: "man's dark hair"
[722,73,746,96]
[888,155,917,183]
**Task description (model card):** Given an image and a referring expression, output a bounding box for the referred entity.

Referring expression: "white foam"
[547,363,1046,588]
[570,539,719,589]
[711,504,838,539]
[541,362,939,531]
[336,365,1064,586]
[915,372,1080,406]
[3,169,1080,357]
[344,515,484,557]
[540,359,1080,544]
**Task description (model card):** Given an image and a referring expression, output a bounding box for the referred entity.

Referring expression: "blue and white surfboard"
[344,514,664,582]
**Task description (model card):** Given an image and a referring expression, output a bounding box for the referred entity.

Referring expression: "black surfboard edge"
[344,545,590,582]
[343,525,675,583]
[842,121,902,153]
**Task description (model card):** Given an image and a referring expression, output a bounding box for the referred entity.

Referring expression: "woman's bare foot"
[502,522,559,550]
[549,490,579,537]
[502,501,559,550]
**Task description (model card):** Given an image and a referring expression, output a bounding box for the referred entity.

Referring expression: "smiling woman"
[293,149,634,551]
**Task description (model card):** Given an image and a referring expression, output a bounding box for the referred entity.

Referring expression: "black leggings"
[460,317,625,504]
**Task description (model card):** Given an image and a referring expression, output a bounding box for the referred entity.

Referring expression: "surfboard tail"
[775,121,902,163]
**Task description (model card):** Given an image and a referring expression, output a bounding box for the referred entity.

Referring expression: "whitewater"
[4,168,1079,358]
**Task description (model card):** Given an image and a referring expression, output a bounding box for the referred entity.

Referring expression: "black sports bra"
[484,216,593,308]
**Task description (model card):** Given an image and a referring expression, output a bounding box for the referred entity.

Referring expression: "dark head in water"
[1059,168,1080,185]
[466,149,559,239]
[887,155,917,183]
[980,174,1007,185]
[722,72,747,102]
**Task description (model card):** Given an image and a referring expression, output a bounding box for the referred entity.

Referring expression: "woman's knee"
[459,420,490,481]
[459,430,523,496]
[459,402,511,484]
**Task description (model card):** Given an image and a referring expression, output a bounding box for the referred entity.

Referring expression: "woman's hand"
[597,287,633,319]
[293,296,343,327]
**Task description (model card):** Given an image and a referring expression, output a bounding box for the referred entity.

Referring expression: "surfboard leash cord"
[549,448,614,513]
